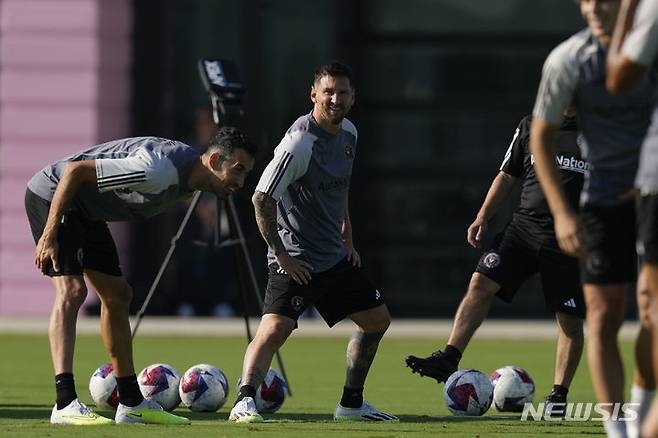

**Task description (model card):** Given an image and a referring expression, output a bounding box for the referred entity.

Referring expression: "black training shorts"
[475,215,584,318]
[579,201,636,285]
[262,257,385,327]
[637,193,658,264]
[24,189,122,277]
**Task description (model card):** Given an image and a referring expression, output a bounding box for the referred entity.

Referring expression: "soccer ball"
[89,363,119,410]
[444,369,493,416]
[237,368,288,413]
[179,364,229,412]
[138,363,181,411]
[489,366,535,412]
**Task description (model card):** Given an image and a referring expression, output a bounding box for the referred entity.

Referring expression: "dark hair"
[208,126,258,159]
[313,61,353,87]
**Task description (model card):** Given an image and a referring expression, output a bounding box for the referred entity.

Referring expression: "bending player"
[406,111,585,415]
[228,61,398,423]
[25,128,256,425]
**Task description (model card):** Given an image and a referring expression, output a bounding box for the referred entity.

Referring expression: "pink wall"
[0,0,132,315]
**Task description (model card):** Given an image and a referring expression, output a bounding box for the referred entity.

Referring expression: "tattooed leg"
[339,331,385,408]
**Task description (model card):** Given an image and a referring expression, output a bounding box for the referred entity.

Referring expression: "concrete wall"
[0,0,132,315]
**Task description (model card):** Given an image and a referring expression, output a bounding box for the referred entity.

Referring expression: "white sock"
[626,384,656,438]
[604,417,628,438]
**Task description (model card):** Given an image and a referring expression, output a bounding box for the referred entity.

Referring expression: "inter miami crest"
[344,143,354,159]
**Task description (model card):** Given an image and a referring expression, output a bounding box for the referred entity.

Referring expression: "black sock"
[444,344,462,363]
[55,373,77,410]
[116,374,144,407]
[340,386,363,408]
[552,384,569,396]
[234,385,257,406]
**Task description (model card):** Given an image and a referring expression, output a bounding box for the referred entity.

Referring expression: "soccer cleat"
[228,397,264,423]
[50,398,114,425]
[405,350,458,383]
[115,398,190,425]
[543,390,567,418]
[334,401,399,422]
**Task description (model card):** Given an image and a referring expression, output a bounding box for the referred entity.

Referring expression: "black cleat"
[405,350,458,383]
[543,390,567,418]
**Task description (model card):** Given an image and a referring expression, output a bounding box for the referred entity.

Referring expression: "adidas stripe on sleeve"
[96,148,179,194]
[500,117,530,176]
[255,130,313,200]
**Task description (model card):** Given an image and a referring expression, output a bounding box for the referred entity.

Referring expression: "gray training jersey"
[255,113,358,273]
[27,136,200,221]
[533,28,654,206]
[623,0,658,192]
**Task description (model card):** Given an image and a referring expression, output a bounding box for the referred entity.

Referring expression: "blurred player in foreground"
[229,62,398,423]
[607,0,658,436]
[25,128,256,425]
[529,0,654,436]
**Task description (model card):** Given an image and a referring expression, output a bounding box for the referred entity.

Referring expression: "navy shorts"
[24,189,122,277]
[475,216,585,318]
[263,257,385,327]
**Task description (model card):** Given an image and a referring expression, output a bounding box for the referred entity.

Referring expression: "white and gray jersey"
[623,0,658,192]
[533,28,654,206]
[255,113,357,273]
[27,136,200,221]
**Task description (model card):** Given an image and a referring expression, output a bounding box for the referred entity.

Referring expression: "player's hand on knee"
[467,217,486,248]
[35,235,59,274]
[275,252,313,285]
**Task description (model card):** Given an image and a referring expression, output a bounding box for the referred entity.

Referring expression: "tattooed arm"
[252,190,312,284]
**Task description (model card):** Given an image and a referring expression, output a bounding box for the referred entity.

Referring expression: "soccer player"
[228,61,398,423]
[405,111,586,415]
[529,1,654,436]
[607,1,658,436]
[25,127,256,425]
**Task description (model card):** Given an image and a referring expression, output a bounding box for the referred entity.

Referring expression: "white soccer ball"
[179,364,229,412]
[89,363,119,410]
[444,369,493,416]
[237,368,288,413]
[489,366,535,412]
[138,363,181,411]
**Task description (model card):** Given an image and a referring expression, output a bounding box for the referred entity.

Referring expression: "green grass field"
[0,333,634,437]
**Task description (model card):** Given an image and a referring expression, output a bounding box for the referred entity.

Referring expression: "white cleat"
[50,398,113,425]
[228,397,264,423]
[334,401,399,422]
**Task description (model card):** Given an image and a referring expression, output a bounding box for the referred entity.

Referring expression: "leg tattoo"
[345,331,385,389]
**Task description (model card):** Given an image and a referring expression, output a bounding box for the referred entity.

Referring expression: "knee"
[467,274,498,301]
[102,283,133,311]
[637,285,652,328]
[57,282,88,311]
[556,313,584,340]
[361,314,390,334]
[586,301,624,338]
[257,320,293,348]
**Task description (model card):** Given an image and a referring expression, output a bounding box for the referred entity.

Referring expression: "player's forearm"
[252,191,287,256]
[529,121,573,217]
[607,0,641,94]
[43,162,95,237]
[342,205,353,241]
[476,172,516,221]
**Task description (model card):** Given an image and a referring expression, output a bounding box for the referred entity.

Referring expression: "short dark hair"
[313,61,353,87]
[208,126,258,159]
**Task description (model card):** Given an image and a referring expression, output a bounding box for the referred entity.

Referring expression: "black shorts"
[637,194,658,264]
[24,189,122,277]
[580,201,636,284]
[262,257,385,327]
[475,216,584,318]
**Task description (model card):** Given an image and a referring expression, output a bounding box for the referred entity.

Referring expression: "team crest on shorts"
[76,248,84,266]
[291,296,304,312]
[344,143,354,160]
[482,252,501,269]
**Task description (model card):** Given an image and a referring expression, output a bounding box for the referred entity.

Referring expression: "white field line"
[0,317,641,340]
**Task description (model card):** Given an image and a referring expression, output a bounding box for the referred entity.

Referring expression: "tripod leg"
[222,197,253,342]
[225,196,292,395]
[131,191,203,339]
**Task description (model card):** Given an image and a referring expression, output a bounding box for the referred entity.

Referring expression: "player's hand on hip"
[275,252,313,285]
[554,211,586,258]
[35,234,59,274]
[467,217,487,248]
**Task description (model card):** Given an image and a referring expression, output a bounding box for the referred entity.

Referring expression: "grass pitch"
[0,331,633,437]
